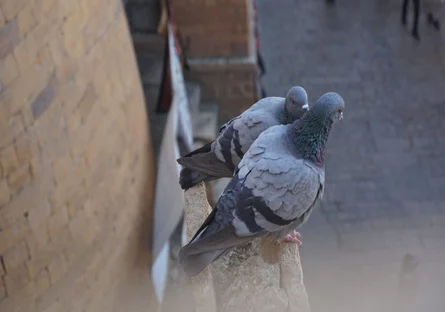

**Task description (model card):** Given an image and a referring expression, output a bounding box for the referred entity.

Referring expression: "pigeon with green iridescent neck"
[178,86,309,189]
[178,92,345,276]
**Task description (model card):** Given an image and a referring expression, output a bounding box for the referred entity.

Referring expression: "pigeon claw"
[282,231,303,246]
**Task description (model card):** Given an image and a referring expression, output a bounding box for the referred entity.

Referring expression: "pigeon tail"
[179,209,255,275]
[179,248,229,277]
[179,167,217,189]
[182,141,213,158]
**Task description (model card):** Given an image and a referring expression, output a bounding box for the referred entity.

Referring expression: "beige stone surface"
[184,183,218,312]
[183,184,310,312]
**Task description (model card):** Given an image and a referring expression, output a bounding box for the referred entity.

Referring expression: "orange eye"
[338,108,342,113]
[291,99,296,105]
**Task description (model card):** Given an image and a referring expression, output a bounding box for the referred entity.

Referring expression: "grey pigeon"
[178,86,309,189]
[178,92,345,276]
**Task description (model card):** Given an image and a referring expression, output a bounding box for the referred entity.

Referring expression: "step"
[132,33,166,57]
[125,1,160,34]
[136,55,164,86]
[192,102,219,142]
[143,86,168,164]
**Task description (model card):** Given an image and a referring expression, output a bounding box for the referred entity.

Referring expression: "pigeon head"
[310,92,345,124]
[289,92,345,165]
[284,86,309,121]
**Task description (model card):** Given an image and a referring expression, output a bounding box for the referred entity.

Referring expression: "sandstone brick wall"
[0,0,155,311]
[170,0,252,58]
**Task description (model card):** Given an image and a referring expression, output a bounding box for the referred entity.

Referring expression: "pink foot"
[282,231,302,246]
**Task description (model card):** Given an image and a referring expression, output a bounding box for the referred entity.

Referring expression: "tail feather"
[179,248,229,277]
[177,140,233,179]
[178,221,255,276]
[183,141,213,158]
[179,167,217,189]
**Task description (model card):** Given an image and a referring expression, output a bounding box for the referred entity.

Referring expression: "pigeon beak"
[302,103,309,111]
[338,111,343,121]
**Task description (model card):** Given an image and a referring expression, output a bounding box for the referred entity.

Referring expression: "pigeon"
[178,92,345,276]
[178,86,309,189]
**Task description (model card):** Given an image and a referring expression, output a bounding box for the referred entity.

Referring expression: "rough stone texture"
[183,183,217,312]
[257,0,445,311]
[211,238,310,312]
[183,184,310,312]
[0,1,156,311]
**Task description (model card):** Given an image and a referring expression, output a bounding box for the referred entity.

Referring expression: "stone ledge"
[183,183,311,312]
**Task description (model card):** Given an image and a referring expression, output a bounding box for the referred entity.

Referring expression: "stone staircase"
[134,34,167,164]
[132,31,233,311]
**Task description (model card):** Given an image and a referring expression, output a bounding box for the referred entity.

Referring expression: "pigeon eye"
[291,99,296,105]
[338,108,342,113]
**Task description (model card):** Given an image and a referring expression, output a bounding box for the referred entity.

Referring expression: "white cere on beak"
[302,103,309,110]
[339,111,344,121]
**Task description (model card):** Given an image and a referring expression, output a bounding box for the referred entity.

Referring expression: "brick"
[27,200,51,231]
[57,73,85,113]
[32,113,69,160]
[25,252,51,280]
[46,206,68,237]
[66,188,87,219]
[47,227,72,257]
[62,12,87,60]
[17,3,38,36]
[51,153,73,186]
[0,19,20,58]
[8,270,50,307]
[42,300,62,312]
[63,239,89,264]
[31,74,58,119]
[12,34,39,73]
[0,295,35,312]
[0,180,11,206]
[0,114,25,149]
[0,259,4,275]
[0,53,19,87]
[33,269,50,297]
[3,264,29,295]
[20,105,35,130]
[0,222,31,254]
[76,83,97,121]
[14,133,39,167]
[0,144,20,175]
[0,206,29,239]
[47,255,67,284]
[4,49,54,115]
[48,188,69,211]
[0,277,5,300]
[7,164,32,193]
[47,34,68,66]
[0,10,4,27]
[26,225,49,259]
[2,241,29,273]
[33,0,58,17]
[68,214,89,240]
[0,0,28,21]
